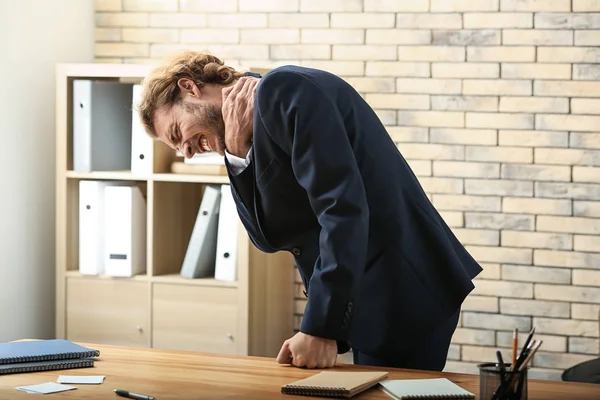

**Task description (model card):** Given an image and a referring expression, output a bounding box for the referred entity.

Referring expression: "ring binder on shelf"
[180,185,221,279]
[72,80,134,172]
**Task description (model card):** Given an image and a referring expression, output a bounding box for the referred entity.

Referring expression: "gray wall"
[0,0,94,341]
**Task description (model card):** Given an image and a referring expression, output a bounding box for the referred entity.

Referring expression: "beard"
[182,100,226,153]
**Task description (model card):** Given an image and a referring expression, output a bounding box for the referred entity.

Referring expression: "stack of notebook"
[0,339,100,375]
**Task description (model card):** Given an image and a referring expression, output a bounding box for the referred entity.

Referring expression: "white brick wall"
[95,0,600,379]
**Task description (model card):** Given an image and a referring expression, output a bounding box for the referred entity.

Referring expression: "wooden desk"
[0,344,597,399]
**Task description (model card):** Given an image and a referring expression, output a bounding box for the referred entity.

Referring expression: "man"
[137,50,482,371]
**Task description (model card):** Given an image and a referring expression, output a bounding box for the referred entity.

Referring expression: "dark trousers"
[352,308,461,371]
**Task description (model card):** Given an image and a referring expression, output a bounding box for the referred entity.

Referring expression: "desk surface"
[0,343,598,399]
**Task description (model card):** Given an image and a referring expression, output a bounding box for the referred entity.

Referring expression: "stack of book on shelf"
[180,184,239,282]
[0,340,100,375]
[171,152,227,175]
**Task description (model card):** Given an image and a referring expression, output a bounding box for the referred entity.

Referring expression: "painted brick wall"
[95,0,600,379]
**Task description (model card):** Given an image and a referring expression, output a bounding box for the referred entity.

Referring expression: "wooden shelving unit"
[55,63,294,357]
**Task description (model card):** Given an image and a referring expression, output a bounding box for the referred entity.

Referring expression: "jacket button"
[292,247,301,256]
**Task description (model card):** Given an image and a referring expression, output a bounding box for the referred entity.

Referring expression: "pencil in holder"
[478,362,528,400]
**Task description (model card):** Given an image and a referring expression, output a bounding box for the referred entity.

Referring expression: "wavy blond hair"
[137,50,244,138]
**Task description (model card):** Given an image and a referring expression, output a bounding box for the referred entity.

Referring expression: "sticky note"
[57,375,105,384]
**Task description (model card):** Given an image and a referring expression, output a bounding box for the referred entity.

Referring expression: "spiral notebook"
[281,371,388,398]
[1,358,96,375]
[0,340,98,375]
[379,378,474,399]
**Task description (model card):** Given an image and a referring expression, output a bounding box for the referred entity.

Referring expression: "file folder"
[214,184,239,282]
[104,185,146,277]
[72,80,134,172]
[130,84,153,176]
[180,186,221,279]
[79,180,128,275]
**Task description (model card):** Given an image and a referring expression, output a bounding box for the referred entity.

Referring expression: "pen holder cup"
[478,362,528,400]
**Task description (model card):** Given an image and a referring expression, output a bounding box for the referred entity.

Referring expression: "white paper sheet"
[16,382,76,394]
[57,375,105,384]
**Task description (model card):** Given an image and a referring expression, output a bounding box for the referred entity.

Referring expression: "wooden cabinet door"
[152,284,239,355]
[66,278,149,347]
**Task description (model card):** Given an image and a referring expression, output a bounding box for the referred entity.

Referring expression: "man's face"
[153,98,226,157]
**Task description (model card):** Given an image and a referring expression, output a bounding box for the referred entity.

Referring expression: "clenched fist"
[221,76,259,158]
[276,332,338,369]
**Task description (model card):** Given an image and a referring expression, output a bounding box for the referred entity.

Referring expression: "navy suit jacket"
[226,65,482,357]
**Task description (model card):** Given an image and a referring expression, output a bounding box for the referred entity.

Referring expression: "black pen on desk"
[114,389,157,400]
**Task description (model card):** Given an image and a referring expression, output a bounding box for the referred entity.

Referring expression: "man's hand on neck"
[221,76,258,158]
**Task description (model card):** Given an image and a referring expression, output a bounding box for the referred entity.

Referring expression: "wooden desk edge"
[3,340,599,400]
[80,342,600,389]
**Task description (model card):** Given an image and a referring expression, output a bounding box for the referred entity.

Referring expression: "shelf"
[65,270,149,281]
[152,173,229,184]
[151,274,238,288]
[56,63,294,357]
[65,170,147,181]
[64,271,237,287]
[57,63,152,79]
[64,171,229,183]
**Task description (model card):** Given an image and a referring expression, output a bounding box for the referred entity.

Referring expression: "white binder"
[180,186,221,279]
[214,184,239,282]
[73,80,134,172]
[104,185,147,277]
[78,180,128,275]
[130,84,153,176]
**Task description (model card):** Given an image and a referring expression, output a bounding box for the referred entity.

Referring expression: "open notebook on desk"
[380,378,474,399]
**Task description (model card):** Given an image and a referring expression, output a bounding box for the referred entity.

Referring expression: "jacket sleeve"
[256,70,369,342]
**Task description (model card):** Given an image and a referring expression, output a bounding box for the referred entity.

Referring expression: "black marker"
[496,350,506,384]
[114,389,157,400]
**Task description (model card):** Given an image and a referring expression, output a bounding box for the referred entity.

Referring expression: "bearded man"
[137,50,482,371]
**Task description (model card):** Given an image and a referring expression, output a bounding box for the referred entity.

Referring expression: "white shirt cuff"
[225,147,252,176]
